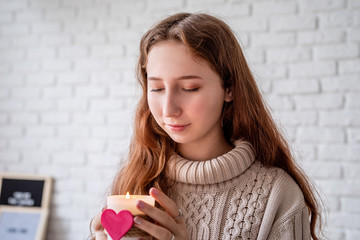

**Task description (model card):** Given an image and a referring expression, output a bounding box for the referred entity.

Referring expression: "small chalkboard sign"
[0,174,52,240]
[0,179,45,207]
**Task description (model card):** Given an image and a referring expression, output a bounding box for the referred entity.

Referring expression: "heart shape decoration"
[101,209,134,240]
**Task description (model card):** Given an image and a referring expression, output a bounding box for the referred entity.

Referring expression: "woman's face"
[146,40,231,158]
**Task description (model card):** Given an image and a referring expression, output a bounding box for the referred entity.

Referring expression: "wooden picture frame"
[0,173,52,240]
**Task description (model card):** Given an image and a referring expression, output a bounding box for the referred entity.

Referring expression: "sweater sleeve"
[257,169,311,240]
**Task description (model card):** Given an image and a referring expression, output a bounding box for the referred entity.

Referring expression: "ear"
[224,88,233,102]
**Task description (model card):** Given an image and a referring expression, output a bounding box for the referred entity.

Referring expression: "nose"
[163,90,182,117]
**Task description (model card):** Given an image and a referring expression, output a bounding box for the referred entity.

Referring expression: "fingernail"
[150,188,158,196]
[136,200,144,208]
[134,217,142,224]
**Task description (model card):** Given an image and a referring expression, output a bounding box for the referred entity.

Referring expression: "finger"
[95,230,107,240]
[92,211,104,232]
[149,187,182,220]
[134,216,173,240]
[136,199,179,234]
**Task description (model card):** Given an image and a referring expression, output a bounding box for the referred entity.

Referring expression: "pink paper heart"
[101,209,134,240]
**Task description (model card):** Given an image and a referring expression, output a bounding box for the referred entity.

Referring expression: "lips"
[166,123,191,132]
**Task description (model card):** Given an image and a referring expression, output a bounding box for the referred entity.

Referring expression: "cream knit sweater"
[166,140,311,240]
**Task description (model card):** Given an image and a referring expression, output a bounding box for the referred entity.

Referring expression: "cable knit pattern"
[166,140,311,240]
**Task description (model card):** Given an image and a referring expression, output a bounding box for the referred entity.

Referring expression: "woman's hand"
[134,187,189,240]
[91,208,107,240]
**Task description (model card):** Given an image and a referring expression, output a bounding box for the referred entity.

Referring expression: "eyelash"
[150,88,164,92]
[150,88,199,92]
[183,88,199,92]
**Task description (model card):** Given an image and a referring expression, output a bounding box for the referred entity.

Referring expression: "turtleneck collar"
[166,140,255,185]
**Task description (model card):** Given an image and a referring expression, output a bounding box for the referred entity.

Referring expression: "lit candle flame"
[126,192,130,199]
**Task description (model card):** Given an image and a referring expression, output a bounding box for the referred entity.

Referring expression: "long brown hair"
[111,12,322,239]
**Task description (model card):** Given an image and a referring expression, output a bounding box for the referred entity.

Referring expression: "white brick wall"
[0,0,359,239]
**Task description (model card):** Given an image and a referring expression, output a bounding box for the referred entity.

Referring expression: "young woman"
[91,12,322,240]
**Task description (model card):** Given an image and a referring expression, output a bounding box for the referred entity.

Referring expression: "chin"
[167,135,189,144]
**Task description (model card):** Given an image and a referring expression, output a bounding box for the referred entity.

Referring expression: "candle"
[105,192,155,240]
[107,192,155,215]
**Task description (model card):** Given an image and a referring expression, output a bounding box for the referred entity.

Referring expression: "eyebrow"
[147,75,204,81]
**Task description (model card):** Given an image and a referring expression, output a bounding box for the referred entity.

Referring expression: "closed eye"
[150,88,164,92]
[183,88,199,92]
